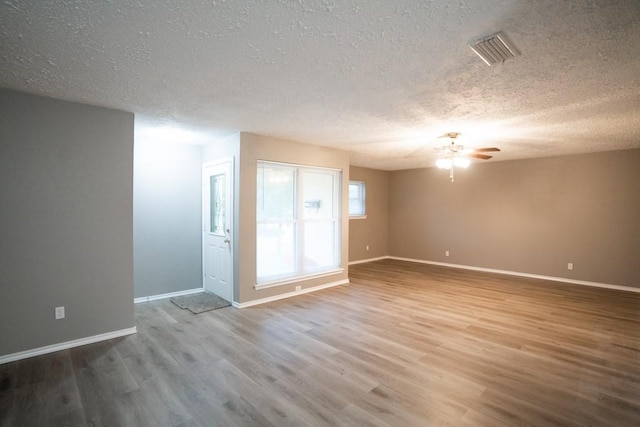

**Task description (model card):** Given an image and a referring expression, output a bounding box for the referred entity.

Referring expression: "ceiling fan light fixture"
[454,157,470,168]
[435,132,500,181]
[436,158,451,169]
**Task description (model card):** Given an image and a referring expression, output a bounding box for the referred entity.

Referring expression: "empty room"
[1,1,639,426]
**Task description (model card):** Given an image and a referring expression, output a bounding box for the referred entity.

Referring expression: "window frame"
[255,161,343,288]
[348,180,367,219]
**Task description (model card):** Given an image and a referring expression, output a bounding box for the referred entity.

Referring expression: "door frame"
[202,157,235,303]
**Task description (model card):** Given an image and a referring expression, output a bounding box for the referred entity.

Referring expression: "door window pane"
[210,174,225,235]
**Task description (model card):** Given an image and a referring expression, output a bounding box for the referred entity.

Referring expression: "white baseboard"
[134,287,204,304]
[0,327,137,365]
[387,256,640,294]
[348,256,388,266]
[234,279,349,308]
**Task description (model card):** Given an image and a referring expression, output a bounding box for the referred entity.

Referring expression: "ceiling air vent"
[469,31,520,66]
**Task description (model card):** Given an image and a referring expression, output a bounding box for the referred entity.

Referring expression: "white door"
[203,159,233,302]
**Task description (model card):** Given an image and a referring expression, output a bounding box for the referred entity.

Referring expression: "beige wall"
[236,132,350,304]
[349,166,389,262]
[388,149,640,288]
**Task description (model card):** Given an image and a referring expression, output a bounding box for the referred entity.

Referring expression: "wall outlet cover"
[55,306,65,320]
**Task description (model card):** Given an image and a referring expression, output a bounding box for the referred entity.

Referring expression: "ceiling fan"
[436,132,500,182]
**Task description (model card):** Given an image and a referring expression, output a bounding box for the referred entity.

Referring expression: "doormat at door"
[170,292,231,314]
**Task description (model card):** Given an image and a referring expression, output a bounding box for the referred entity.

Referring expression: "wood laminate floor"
[2,259,640,426]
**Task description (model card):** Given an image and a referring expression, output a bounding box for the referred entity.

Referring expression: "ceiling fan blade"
[407,145,451,157]
[473,147,501,152]
[468,153,493,160]
[440,133,460,139]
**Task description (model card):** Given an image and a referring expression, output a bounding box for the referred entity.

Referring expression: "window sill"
[254,268,345,290]
[349,215,367,220]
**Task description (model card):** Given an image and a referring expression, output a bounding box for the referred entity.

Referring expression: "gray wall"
[133,138,203,298]
[0,89,135,357]
[389,149,640,288]
[349,166,389,262]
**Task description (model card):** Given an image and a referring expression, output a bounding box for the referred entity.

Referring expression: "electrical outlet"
[567,263,573,270]
[55,306,65,320]
[445,250,449,257]
[365,245,370,251]
[295,285,302,291]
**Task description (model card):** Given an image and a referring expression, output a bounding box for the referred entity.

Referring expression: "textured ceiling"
[1,0,639,170]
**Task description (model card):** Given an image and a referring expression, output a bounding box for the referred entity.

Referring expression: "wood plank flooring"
[2,259,640,426]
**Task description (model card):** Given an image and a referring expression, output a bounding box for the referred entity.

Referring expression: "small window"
[348,181,366,217]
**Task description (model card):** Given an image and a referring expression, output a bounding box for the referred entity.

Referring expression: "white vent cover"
[469,31,520,66]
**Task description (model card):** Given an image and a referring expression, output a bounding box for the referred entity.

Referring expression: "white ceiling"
[2,0,639,170]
